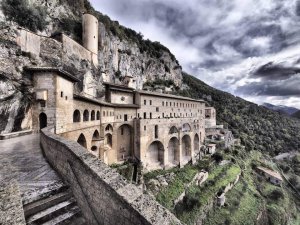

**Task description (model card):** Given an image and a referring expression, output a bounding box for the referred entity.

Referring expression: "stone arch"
[91,110,95,121]
[117,124,133,161]
[182,123,191,132]
[194,133,200,154]
[77,133,87,148]
[96,111,100,120]
[182,135,192,161]
[147,141,164,166]
[168,137,179,165]
[105,124,113,133]
[83,110,89,121]
[104,133,112,148]
[73,110,81,123]
[39,112,47,129]
[169,126,179,134]
[91,130,100,152]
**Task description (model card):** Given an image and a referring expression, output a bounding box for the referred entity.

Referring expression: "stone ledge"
[0,130,33,140]
[41,127,184,225]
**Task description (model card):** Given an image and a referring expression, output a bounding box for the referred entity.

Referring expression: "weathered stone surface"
[41,127,184,225]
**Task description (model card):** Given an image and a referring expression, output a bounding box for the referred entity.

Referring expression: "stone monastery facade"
[23,14,216,171]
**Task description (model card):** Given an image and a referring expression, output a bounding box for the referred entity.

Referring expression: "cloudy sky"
[90,0,300,108]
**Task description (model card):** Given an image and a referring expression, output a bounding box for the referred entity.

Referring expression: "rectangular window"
[155,125,158,138]
[150,113,152,119]
[162,113,164,118]
[156,107,159,112]
[144,100,146,105]
[150,100,152,105]
[61,91,63,97]
[65,96,68,100]
[40,100,46,107]
[144,126,146,131]
[144,112,146,119]
[162,101,164,106]
[166,102,168,107]
[124,114,128,122]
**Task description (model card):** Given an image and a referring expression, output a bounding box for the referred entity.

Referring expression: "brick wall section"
[40,127,183,225]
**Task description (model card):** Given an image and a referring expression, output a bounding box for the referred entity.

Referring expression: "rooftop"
[24,67,80,82]
[257,166,283,181]
[73,94,139,108]
[137,90,206,103]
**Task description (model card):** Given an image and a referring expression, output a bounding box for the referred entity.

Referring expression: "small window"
[162,101,164,106]
[155,125,158,138]
[144,126,146,131]
[103,111,105,116]
[150,113,152,119]
[124,114,128,122]
[144,112,146,119]
[65,96,68,100]
[144,100,146,105]
[156,107,159,112]
[150,100,152,105]
[166,102,168,107]
[40,100,46,107]
[61,91,63,98]
[162,113,164,118]
[138,113,140,118]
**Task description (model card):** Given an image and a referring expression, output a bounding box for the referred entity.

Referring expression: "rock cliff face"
[0,0,182,133]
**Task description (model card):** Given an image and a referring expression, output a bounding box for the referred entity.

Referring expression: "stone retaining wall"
[40,127,183,225]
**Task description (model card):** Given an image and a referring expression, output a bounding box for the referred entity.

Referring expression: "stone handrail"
[40,126,183,225]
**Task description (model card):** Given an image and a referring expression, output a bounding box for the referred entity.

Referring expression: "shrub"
[268,189,284,201]
[1,0,47,32]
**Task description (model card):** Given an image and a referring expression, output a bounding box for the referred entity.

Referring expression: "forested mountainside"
[178,73,300,156]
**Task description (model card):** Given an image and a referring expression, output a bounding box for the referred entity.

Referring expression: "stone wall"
[40,127,183,225]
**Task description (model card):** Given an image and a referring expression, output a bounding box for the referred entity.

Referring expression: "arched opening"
[91,130,100,153]
[39,113,47,130]
[147,141,164,166]
[91,110,95,121]
[169,126,179,134]
[182,135,192,162]
[104,133,112,148]
[117,124,133,161]
[105,124,113,133]
[182,123,191,132]
[83,110,89,121]
[168,137,179,165]
[96,111,100,120]
[194,134,200,155]
[73,110,81,123]
[77,134,87,148]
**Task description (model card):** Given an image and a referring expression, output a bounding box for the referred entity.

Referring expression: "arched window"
[73,110,81,123]
[77,134,87,148]
[96,111,100,120]
[83,110,89,121]
[91,110,95,121]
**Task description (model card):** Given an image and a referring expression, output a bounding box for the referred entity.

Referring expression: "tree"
[1,0,47,32]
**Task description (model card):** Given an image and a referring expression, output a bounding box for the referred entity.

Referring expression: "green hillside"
[178,73,300,156]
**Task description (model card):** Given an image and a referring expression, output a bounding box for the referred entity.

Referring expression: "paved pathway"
[0,134,65,204]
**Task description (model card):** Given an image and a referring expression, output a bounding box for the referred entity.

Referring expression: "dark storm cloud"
[252,62,300,80]
[235,75,300,96]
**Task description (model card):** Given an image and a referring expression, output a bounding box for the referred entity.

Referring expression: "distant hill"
[262,103,299,115]
[292,110,300,119]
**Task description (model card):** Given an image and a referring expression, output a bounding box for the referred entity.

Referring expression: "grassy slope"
[178,73,300,156]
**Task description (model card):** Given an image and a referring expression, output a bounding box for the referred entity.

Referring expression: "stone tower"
[82,13,99,55]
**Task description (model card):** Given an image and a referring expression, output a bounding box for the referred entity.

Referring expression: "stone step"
[26,199,76,225]
[24,190,72,218]
[22,182,68,205]
[41,206,84,225]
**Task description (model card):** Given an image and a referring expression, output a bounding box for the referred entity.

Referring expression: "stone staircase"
[23,185,86,225]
